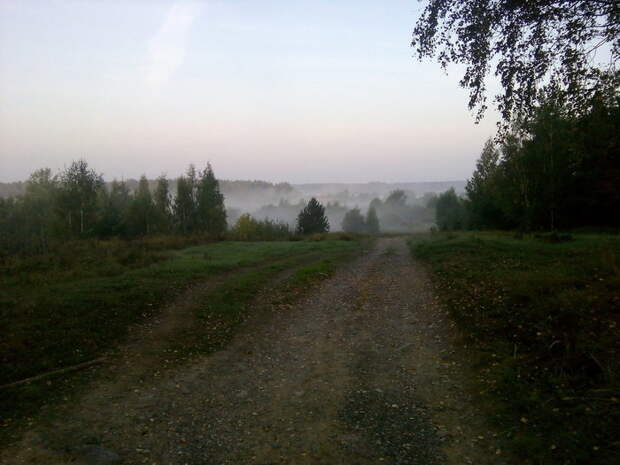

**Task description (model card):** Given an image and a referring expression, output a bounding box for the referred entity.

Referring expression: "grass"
[176,243,363,356]
[408,232,620,465]
[1,239,359,384]
[0,237,362,444]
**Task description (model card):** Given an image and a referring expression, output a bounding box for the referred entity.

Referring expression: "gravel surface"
[3,238,509,465]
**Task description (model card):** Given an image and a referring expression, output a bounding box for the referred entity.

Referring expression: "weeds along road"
[4,238,507,465]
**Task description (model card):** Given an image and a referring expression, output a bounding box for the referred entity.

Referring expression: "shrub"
[229,214,291,241]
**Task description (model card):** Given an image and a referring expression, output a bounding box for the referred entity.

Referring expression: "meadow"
[409,232,620,465]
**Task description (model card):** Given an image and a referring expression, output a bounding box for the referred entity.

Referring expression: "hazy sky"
[0,0,500,183]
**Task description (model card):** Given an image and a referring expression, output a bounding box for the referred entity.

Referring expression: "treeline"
[0,161,226,256]
[436,97,620,231]
[341,206,380,234]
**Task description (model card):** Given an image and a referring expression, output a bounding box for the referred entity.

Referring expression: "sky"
[0,0,500,183]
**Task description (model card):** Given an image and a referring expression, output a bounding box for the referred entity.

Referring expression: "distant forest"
[0,169,458,254]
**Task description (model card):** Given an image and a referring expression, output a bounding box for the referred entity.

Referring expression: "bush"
[229,214,291,241]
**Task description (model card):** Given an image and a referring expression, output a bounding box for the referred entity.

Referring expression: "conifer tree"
[173,174,195,234]
[196,163,227,235]
[296,197,329,234]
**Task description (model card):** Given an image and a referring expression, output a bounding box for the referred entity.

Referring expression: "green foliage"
[435,188,466,230]
[95,180,131,238]
[57,160,104,236]
[173,163,227,236]
[229,214,290,241]
[466,98,620,230]
[173,173,196,234]
[409,232,620,465]
[0,162,230,257]
[195,163,227,236]
[153,175,172,234]
[465,138,505,228]
[126,175,155,236]
[296,197,329,234]
[411,0,619,123]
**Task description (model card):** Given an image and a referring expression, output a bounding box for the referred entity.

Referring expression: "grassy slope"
[409,232,619,465]
[0,239,359,385]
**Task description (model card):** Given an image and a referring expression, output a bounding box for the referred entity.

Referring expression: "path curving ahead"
[4,238,508,465]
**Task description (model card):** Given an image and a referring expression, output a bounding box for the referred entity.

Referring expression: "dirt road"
[3,238,508,465]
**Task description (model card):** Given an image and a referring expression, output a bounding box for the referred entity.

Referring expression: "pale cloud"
[146,1,201,91]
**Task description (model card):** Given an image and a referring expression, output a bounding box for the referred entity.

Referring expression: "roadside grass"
[0,237,362,444]
[408,232,620,465]
[1,239,357,385]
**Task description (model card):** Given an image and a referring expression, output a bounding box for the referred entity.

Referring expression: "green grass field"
[409,232,620,465]
[0,237,362,441]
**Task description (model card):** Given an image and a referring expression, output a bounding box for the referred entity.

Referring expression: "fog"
[221,180,466,232]
[0,177,466,233]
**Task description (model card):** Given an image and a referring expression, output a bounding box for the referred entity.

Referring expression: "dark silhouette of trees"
[341,208,366,233]
[196,163,227,236]
[153,175,172,233]
[365,206,380,234]
[385,189,407,207]
[96,180,131,237]
[0,161,230,256]
[173,169,197,234]
[22,168,58,251]
[57,160,104,236]
[464,97,620,230]
[341,206,381,234]
[127,175,155,236]
[435,188,466,231]
[411,0,620,123]
[465,138,505,228]
[296,198,329,234]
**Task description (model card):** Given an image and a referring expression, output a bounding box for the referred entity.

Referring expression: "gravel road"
[3,237,508,465]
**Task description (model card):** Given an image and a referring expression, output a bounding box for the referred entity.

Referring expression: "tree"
[296,198,329,234]
[385,190,407,207]
[57,160,103,236]
[96,179,131,237]
[22,168,58,250]
[435,188,466,230]
[411,1,620,123]
[153,175,172,233]
[196,163,227,236]
[466,138,505,228]
[127,175,155,236]
[341,208,366,233]
[365,206,380,234]
[173,166,198,234]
